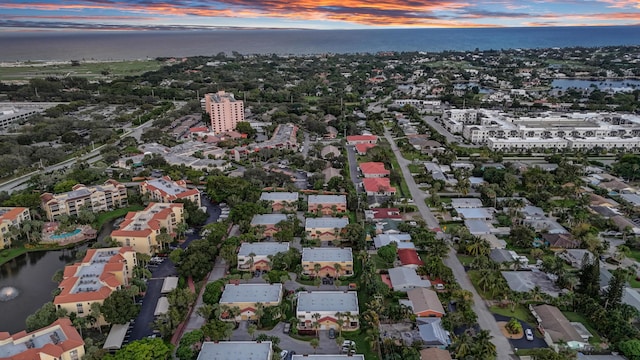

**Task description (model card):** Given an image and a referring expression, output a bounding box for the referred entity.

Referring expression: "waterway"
[0,220,116,334]
[551,78,640,92]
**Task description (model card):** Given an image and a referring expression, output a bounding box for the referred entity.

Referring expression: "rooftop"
[292,356,365,360]
[197,341,272,360]
[251,214,289,226]
[388,267,431,289]
[359,162,390,175]
[451,198,483,208]
[302,247,353,262]
[259,192,299,202]
[307,194,346,204]
[363,178,396,193]
[0,318,83,359]
[305,217,349,229]
[238,242,290,257]
[144,177,196,197]
[297,291,359,313]
[219,283,283,304]
[0,207,28,222]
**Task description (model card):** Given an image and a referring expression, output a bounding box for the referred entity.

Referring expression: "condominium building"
[307,195,347,216]
[197,341,273,360]
[301,247,353,277]
[109,203,184,255]
[305,217,349,241]
[237,242,290,271]
[296,291,359,331]
[40,180,128,221]
[259,192,299,212]
[54,247,136,325]
[139,177,201,207]
[0,318,85,360]
[219,284,283,322]
[0,207,30,248]
[204,91,245,134]
[250,214,289,238]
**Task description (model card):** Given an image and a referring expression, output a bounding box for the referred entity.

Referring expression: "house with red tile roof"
[355,143,376,155]
[0,318,85,360]
[346,135,378,145]
[398,248,424,268]
[359,162,390,178]
[139,176,201,207]
[53,247,136,326]
[363,178,396,196]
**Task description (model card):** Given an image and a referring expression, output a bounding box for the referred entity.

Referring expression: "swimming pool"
[50,228,81,240]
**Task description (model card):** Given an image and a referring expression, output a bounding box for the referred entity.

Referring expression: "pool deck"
[42,225,97,246]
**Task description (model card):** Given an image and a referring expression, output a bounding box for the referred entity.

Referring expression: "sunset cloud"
[1,0,639,30]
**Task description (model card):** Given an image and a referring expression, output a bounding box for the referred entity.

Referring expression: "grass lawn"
[371,254,393,270]
[457,254,475,266]
[629,249,640,263]
[0,60,163,80]
[490,304,536,324]
[388,156,411,198]
[467,270,495,299]
[408,164,423,173]
[342,330,379,360]
[94,205,144,230]
[0,247,30,266]
[562,311,602,344]
[629,277,640,288]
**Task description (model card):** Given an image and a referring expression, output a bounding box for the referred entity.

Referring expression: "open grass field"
[0,60,163,81]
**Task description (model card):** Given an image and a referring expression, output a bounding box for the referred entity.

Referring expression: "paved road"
[302,132,310,159]
[231,322,340,355]
[383,127,514,358]
[345,145,362,193]
[383,128,439,229]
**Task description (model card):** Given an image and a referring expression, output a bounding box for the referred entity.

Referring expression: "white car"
[525,328,534,341]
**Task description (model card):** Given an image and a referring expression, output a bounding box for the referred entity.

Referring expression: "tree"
[505,317,522,334]
[619,339,640,360]
[577,253,600,299]
[102,289,139,324]
[603,269,626,309]
[310,338,320,354]
[25,302,58,332]
[235,121,256,138]
[202,319,233,341]
[176,330,203,360]
[103,338,172,360]
[248,324,257,340]
[377,243,397,264]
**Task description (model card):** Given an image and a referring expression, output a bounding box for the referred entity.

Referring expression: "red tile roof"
[363,178,396,194]
[370,208,402,220]
[355,143,376,154]
[346,135,377,142]
[359,162,389,176]
[1,318,84,360]
[398,249,424,266]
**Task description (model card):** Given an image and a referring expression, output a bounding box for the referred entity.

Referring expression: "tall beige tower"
[204,91,245,134]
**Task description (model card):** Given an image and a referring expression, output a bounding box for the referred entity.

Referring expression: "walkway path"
[383,127,514,359]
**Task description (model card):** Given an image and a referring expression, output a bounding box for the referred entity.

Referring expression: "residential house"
[0,207,30,248]
[237,242,290,271]
[364,208,402,221]
[301,247,353,277]
[322,167,343,183]
[296,291,359,331]
[139,176,201,207]
[40,179,128,221]
[355,143,376,155]
[307,195,347,216]
[373,233,413,249]
[388,267,431,292]
[346,135,378,145]
[250,214,289,238]
[451,198,483,208]
[542,233,580,249]
[0,318,84,360]
[532,304,588,349]
[417,318,451,348]
[559,249,594,268]
[455,208,493,220]
[406,288,445,317]
[305,217,349,241]
[109,203,184,255]
[419,348,452,360]
[359,162,390,178]
[197,341,272,360]
[259,192,299,212]
[363,178,396,196]
[54,247,136,325]
[219,284,283,322]
[398,248,423,268]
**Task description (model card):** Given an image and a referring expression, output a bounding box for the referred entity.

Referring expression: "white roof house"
[219,283,283,304]
[259,192,299,202]
[297,291,359,313]
[250,214,289,226]
[305,217,349,229]
[238,242,290,257]
[451,198,483,208]
[373,233,412,248]
[197,341,273,360]
[456,208,493,220]
[308,194,347,204]
[302,247,353,262]
[388,267,431,291]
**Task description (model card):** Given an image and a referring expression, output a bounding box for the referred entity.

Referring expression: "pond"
[551,79,640,92]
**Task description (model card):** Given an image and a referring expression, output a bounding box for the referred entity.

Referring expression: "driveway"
[493,314,547,350]
[231,322,340,355]
[383,127,514,359]
[345,145,362,193]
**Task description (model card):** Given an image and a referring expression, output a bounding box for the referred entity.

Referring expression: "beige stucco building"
[139,177,201,207]
[204,91,245,134]
[0,207,30,248]
[0,318,85,360]
[301,247,353,277]
[40,180,128,221]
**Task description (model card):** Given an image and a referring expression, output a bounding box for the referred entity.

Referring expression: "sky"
[1,0,640,31]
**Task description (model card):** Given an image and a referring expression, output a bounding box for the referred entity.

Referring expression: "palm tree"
[90,302,103,333]
[474,330,497,358]
[312,312,321,338]
[247,252,256,271]
[451,332,473,359]
[335,312,344,336]
[333,263,342,278]
[310,338,320,353]
[247,324,257,340]
[313,263,322,278]
[254,302,265,328]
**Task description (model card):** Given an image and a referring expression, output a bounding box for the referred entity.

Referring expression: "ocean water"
[1,26,640,61]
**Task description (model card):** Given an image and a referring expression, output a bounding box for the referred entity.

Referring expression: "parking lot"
[231,322,340,355]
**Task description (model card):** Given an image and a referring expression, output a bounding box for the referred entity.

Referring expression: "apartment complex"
[219,284,283,322]
[443,109,640,151]
[237,242,290,271]
[307,195,347,216]
[204,91,245,134]
[54,247,136,324]
[250,214,289,238]
[109,203,184,255]
[259,192,299,212]
[296,291,359,331]
[139,177,201,207]
[0,207,30,248]
[301,247,353,277]
[0,318,84,360]
[197,341,273,360]
[40,180,128,221]
[305,217,349,241]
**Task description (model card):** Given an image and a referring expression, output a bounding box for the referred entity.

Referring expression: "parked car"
[329,328,336,339]
[525,328,534,341]
[434,283,445,290]
[283,323,291,334]
[280,350,289,360]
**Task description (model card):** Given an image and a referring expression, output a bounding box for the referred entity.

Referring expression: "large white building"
[443,109,640,151]
[296,291,359,331]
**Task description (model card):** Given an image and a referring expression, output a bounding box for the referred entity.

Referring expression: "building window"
[76,303,84,314]
[70,349,79,360]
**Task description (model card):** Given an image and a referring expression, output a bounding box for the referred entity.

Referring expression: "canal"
[0,220,116,334]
